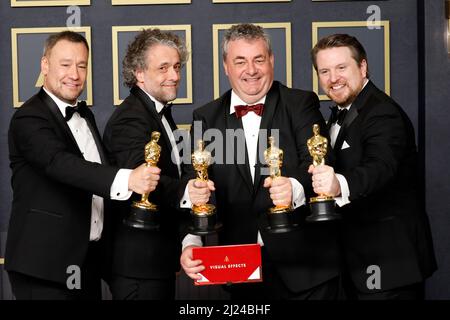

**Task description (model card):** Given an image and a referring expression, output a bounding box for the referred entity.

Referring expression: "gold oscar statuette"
[123,131,161,230]
[306,124,341,222]
[189,140,220,235]
[263,136,297,233]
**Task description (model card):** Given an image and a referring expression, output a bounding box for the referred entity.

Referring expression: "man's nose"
[246,62,257,75]
[168,67,180,81]
[68,65,79,79]
[329,70,339,83]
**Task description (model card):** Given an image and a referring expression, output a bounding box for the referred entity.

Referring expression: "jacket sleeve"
[342,102,407,201]
[9,108,118,198]
[103,107,181,208]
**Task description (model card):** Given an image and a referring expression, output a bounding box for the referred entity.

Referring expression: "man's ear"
[223,60,229,77]
[360,59,368,78]
[41,56,49,76]
[135,69,144,83]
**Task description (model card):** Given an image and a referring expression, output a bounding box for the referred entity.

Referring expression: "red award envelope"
[192,244,262,286]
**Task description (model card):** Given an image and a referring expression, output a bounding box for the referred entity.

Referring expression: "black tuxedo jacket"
[103,86,183,279]
[182,81,340,293]
[330,81,437,292]
[6,88,118,284]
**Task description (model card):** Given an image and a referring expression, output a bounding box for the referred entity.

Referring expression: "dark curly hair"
[123,28,188,88]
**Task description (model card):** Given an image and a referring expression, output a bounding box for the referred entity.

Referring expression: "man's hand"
[308,164,341,197]
[188,179,215,206]
[180,245,205,280]
[128,163,160,194]
[263,176,292,207]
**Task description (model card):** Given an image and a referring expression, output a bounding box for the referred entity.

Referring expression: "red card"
[192,244,262,286]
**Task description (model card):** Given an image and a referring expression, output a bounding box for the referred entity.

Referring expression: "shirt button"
[117,192,120,196]
[183,200,187,204]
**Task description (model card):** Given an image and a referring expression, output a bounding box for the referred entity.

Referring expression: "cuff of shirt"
[180,184,192,208]
[335,173,350,207]
[182,234,203,251]
[110,169,133,200]
[289,177,306,209]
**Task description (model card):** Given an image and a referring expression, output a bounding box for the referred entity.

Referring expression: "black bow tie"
[65,101,88,121]
[329,106,348,126]
[158,103,173,119]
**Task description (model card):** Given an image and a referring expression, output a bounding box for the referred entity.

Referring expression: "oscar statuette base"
[123,201,160,231]
[188,204,222,235]
[306,196,341,222]
[265,206,298,234]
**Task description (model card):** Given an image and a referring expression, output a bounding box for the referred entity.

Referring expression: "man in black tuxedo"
[309,34,437,299]
[6,31,159,300]
[179,24,340,300]
[103,29,187,299]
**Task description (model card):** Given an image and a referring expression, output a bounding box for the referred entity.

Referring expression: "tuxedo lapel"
[253,82,280,190]
[224,92,254,194]
[38,88,82,155]
[334,105,358,150]
[333,81,374,150]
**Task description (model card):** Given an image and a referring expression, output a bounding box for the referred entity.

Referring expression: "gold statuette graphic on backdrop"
[306,124,341,222]
[123,131,161,231]
[264,136,298,233]
[189,140,221,235]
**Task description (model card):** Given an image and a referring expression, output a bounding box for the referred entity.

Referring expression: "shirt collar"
[43,87,78,118]
[141,89,165,113]
[229,90,267,115]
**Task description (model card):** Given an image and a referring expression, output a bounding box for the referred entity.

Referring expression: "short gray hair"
[122,28,188,88]
[222,23,272,61]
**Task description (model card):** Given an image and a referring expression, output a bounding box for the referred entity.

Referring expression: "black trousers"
[109,274,175,300]
[224,247,340,300]
[343,277,425,300]
[226,275,340,300]
[8,241,102,300]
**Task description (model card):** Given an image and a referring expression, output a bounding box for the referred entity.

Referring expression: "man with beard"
[309,33,437,299]
[103,29,187,299]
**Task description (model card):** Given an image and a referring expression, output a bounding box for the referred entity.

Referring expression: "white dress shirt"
[329,106,351,208]
[44,88,132,241]
[181,90,306,250]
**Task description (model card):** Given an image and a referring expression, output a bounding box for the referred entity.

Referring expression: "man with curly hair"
[103,29,187,300]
